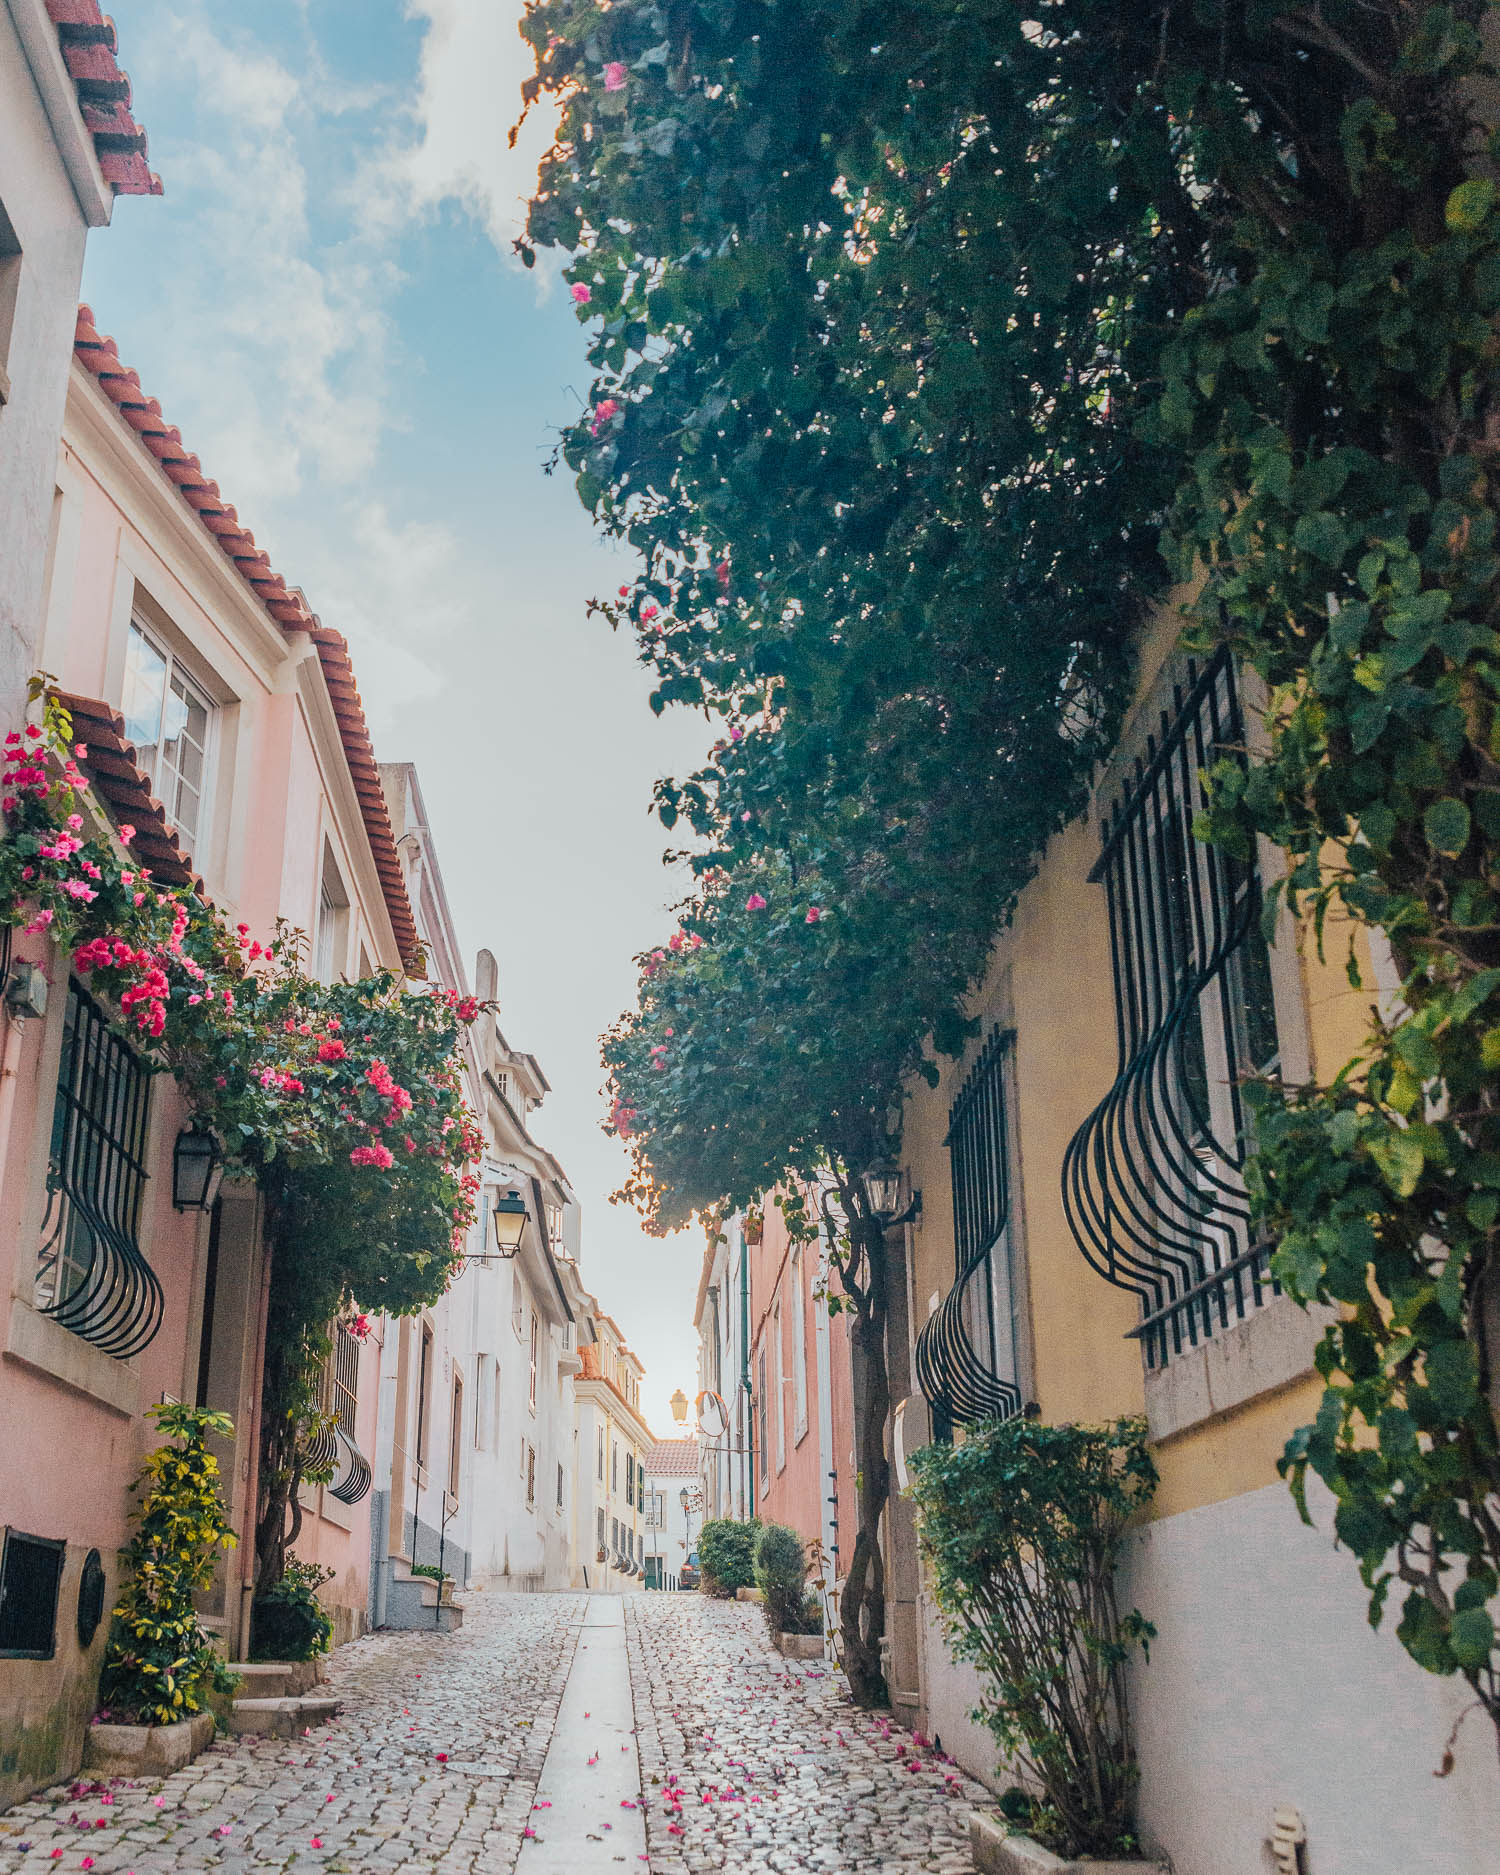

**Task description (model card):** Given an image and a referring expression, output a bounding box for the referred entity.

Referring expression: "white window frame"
[772,1298,785,1471]
[790,1245,808,1442]
[528,1311,539,1413]
[121,618,216,851]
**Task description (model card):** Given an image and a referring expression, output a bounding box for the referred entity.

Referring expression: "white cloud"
[387,0,561,256]
[121,5,399,511]
[292,502,467,730]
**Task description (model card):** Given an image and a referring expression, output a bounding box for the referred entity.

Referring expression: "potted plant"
[85,1404,241,1775]
[754,1522,825,1658]
[910,1416,1167,1874]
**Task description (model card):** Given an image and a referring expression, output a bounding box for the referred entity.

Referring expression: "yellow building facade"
[890,609,1500,1875]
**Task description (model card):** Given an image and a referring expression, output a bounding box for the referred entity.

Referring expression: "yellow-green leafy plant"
[97,1403,240,1726]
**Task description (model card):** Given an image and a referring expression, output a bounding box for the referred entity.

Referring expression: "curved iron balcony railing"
[37,1185,164,1357]
[915,1024,1024,1431]
[328,1422,373,1505]
[35,982,163,1359]
[914,1258,1022,1429]
[1061,649,1277,1368]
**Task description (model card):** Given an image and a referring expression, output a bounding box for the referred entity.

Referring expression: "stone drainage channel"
[0,1592,987,1874]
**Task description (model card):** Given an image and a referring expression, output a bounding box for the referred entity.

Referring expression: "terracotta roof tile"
[45,2,162,197]
[71,306,424,973]
[645,1439,700,1477]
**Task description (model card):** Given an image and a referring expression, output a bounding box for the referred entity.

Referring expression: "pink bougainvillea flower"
[745,893,767,910]
[806,906,822,924]
[603,60,627,88]
[82,1861,95,1870]
[152,1797,165,1808]
[571,282,592,304]
[350,1143,395,1170]
[640,603,659,621]
[435,1753,448,1763]
[533,1800,552,1809]
[310,1837,322,1849]
[523,1827,538,1839]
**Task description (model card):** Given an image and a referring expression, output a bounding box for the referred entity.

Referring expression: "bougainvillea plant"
[2,682,485,1592]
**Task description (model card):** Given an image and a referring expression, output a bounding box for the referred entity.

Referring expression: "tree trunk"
[833,1193,893,1708]
[843,1294,891,1705]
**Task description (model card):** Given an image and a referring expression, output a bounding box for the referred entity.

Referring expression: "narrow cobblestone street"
[0,1597,985,1875]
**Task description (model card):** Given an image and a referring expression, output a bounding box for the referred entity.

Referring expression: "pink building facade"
[0,309,422,1801]
[746,1193,855,1609]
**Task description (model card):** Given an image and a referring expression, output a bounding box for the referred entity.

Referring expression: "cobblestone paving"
[0,1594,986,1875]
[628,1596,985,1875]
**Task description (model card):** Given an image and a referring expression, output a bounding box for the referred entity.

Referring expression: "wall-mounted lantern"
[172,1125,223,1212]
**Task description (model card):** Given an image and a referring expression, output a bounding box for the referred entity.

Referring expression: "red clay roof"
[53,690,200,891]
[45,2,162,197]
[71,306,424,972]
[645,1439,700,1477]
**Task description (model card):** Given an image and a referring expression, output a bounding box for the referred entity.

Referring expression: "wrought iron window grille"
[36,980,163,1358]
[309,1324,372,1506]
[915,1025,1024,1433]
[1061,648,1281,1369]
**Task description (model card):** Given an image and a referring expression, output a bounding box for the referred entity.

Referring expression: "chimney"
[475,948,499,1005]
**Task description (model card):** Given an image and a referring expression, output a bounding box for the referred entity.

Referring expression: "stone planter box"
[83,1710,215,1777]
[969,1813,1168,1875]
[774,1632,825,1659]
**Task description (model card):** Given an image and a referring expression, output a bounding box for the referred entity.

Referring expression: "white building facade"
[572,1307,652,1591]
[643,1439,699,1591]
[694,1214,752,1522]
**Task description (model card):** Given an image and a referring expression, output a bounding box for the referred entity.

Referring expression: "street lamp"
[669,1388,689,1425]
[860,1155,921,1229]
[491,1187,528,1257]
[172,1124,223,1211]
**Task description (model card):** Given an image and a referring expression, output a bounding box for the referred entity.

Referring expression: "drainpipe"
[0,1004,30,1207]
[740,1224,752,1517]
[814,1222,838,1586]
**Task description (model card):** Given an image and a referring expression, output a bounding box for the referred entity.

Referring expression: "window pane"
[121,626,166,760]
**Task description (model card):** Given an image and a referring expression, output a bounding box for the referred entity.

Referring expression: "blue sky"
[86,0,711,1433]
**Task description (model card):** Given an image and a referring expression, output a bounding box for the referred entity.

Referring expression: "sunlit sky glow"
[83,0,709,1434]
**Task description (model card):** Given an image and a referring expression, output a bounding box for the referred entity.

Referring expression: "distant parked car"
[680,1550,701,1591]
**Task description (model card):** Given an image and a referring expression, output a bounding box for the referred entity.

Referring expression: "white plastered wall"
[1121,1479,1500,1875]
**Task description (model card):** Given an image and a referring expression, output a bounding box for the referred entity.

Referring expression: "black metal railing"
[915,1027,1023,1430]
[1061,649,1280,1368]
[328,1326,372,1504]
[35,981,162,1358]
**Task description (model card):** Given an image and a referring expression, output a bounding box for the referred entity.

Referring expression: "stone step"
[227,1693,341,1738]
[226,1660,324,1700]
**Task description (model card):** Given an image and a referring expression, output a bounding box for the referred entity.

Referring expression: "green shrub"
[97,1403,241,1726]
[697,1517,760,1596]
[910,1415,1157,1859]
[250,1555,334,1662]
[754,1522,822,1636]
